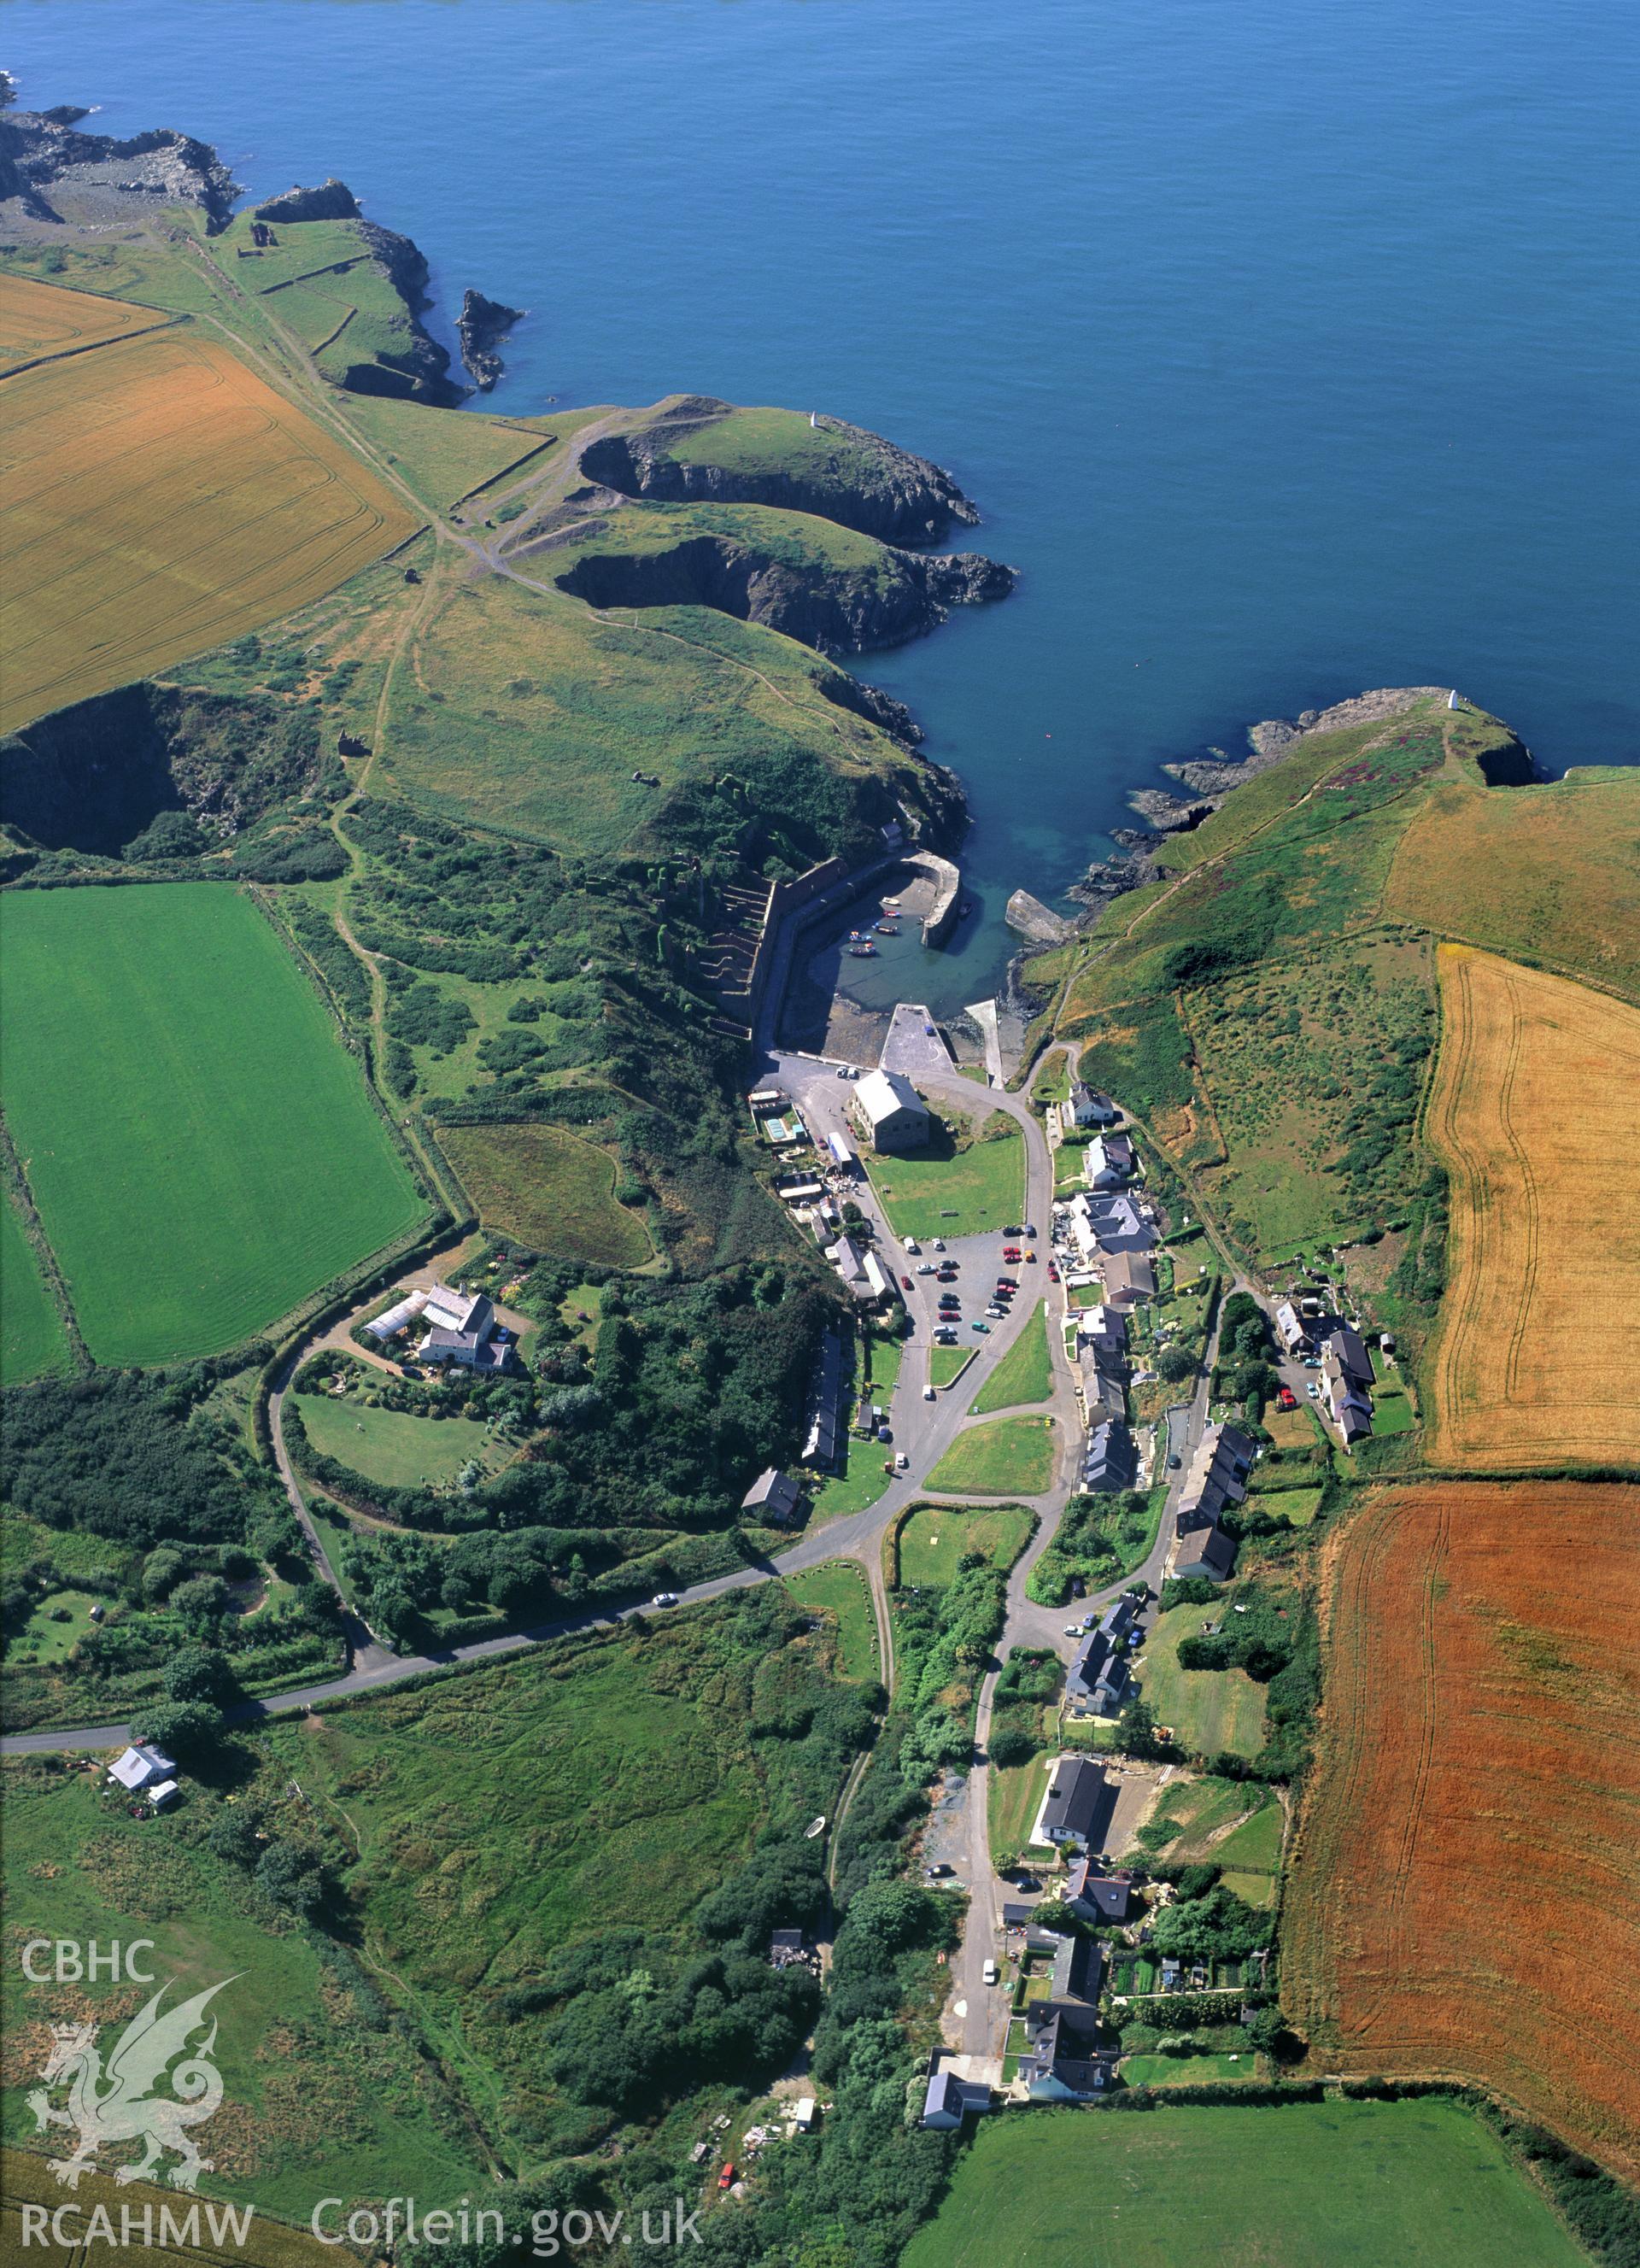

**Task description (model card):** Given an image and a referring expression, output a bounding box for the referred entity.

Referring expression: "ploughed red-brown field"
[1283,1480,1640,2180]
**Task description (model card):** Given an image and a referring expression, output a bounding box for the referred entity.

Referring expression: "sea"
[6,0,1637,1011]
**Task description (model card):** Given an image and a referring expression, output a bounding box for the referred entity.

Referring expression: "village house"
[1099,1249,1157,1307]
[1082,1419,1138,1494]
[921,2068,993,2130]
[826,1234,895,1308]
[1273,1298,1309,1354]
[1175,1421,1255,1532]
[802,1327,847,1468]
[417,1283,512,1372]
[1016,1935,1115,2101]
[1062,1081,1119,1133]
[741,1468,805,1527]
[1063,1859,1137,1924]
[849,1068,929,1154]
[1034,1755,1117,1851]
[108,1743,178,1795]
[1172,1523,1237,1581]
[1066,1631,1131,1717]
[1085,1133,1136,1189]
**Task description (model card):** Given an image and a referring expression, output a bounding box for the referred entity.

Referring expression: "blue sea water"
[6,0,1637,1007]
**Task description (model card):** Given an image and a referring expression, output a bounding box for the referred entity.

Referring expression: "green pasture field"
[378,570,916,857]
[436,1120,653,1267]
[899,2097,1587,2268]
[971,1300,1052,1412]
[1136,1603,1268,1759]
[1,1760,484,2218]
[898,1503,1034,1586]
[928,1415,1057,1497]
[866,1108,1026,1241]
[555,497,893,580]
[0,886,425,1363]
[1258,1484,1326,1527]
[333,393,570,513]
[294,1392,506,1488]
[0,1194,71,1384]
[929,1343,975,1388]
[782,1561,879,1680]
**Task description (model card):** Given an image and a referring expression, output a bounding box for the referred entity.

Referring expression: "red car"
[718,2163,735,2190]
[1047,1263,1060,1282]
[1276,1386,1297,1410]
[1002,1247,1022,1263]
[899,1275,913,1290]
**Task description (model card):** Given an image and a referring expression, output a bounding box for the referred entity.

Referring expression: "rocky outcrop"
[0,104,238,229]
[457,289,525,390]
[255,176,361,222]
[580,404,984,547]
[554,533,1014,658]
[1125,788,1215,835]
[818,673,924,746]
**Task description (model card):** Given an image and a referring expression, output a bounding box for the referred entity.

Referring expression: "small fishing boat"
[847,943,878,958]
[875,921,900,935]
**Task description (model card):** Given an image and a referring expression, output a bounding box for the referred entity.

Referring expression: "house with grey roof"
[1063,1082,1119,1131]
[741,1468,805,1527]
[920,2068,993,2130]
[1064,1859,1137,1924]
[1172,1523,1237,1581]
[1034,1755,1116,1850]
[1082,1420,1137,1493]
[850,1069,929,1154]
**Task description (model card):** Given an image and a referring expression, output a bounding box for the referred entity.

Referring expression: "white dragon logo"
[27,1977,236,2192]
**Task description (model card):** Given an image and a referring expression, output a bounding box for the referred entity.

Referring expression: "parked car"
[1023,1249,1038,1263]
[982,1959,999,1986]
[1306,1382,1322,1398]
[1024,1224,1038,1239]
[1003,1226,1023,1238]
[1063,1624,1082,1637]
[718,2164,736,2190]
[986,1304,1006,1318]
[926,1861,953,1878]
[877,1425,893,1443]
[971,1321,991,1333]
[932,1239,946,1251]
[1168,1453,1182,1468]
[923,1385,937,1401]
[917,1263,937,1275]
[1047,1263,1060,1282]
[905,1238,921,1253]
[652,1592,680,1608]
[895,1451,910,1471]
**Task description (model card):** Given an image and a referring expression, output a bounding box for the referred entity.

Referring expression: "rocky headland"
[579,398,985,547]
[457,289,525,390]
[0,93,238,229]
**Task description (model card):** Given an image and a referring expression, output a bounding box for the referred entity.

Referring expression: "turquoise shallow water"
[6,0,1637,1006]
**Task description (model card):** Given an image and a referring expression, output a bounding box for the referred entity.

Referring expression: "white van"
[982,1958,999,1986]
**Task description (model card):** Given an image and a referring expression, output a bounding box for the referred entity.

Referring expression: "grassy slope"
[865,1109,1026,1241]
[928,1415,1057,1496]
[0,1193,71,1385]
[0,885,424,1362]
[970,1300,1052,1412]
[901,2099,1588,2268]
[436,1121,653,1267]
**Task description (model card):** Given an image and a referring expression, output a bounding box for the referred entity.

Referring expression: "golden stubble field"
[1282,1481,1640,2181]
[1,290,418,730]
[0,269,173,371]
[1424,944,1640,1471]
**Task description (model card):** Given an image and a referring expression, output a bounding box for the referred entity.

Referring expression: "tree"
[1116,1695,1168,1761]
[255,1838,329,1916]
[163,1644,234,1707]
[987,1726,1038,1770]
[1157,1344,1198,1384]
[142,1549,187,1603]
[169,1574,232,1634]
[131,1699,223,1761]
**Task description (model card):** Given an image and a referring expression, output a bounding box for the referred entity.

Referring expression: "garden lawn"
[899,1503,1034,1585]
[783,1561,878,1680]
[1122,2052,1257,2086]
[1137,1603,1268,1759]
[812,1337,903,1521]
[928,1415,1057,1497]
[970,1301,1052,1413]
[899,2098,1589,2268]
[865,1107,1025,1240]
[0,886,424,1361]
[0,1195,70,1384]
[295,1393,498,1488]
[989,1749,1053,1861]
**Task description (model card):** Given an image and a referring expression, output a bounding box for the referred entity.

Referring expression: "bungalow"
[108,1743,179,1794]
[1063,1081,1119,1132]
[1034,1756,1116,1851]
[850,1068,929,1154]
[1085,1133,1136,1189]
[741,1468,805,1527]
[1064,1859,1136,1924]
[921,2068,993,2130]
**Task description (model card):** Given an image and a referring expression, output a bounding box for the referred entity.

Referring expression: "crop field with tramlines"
[0,271,173,372]
[1423,946,1640,1470]
[1282,1480,1640,2181]
[0,294,416,731]
[0,884,425,1363]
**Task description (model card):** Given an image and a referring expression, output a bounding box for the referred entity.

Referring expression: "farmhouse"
[741,1468,805,1527]
[108,1742,179,1793]
[1062,1081,1119,1132]
[416,1283,512,1372]
[1323,1357,1375,1444]
[1322,1322,1376,1390]
[1033,1755,1116,1850]
[850,1068,929,1154]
